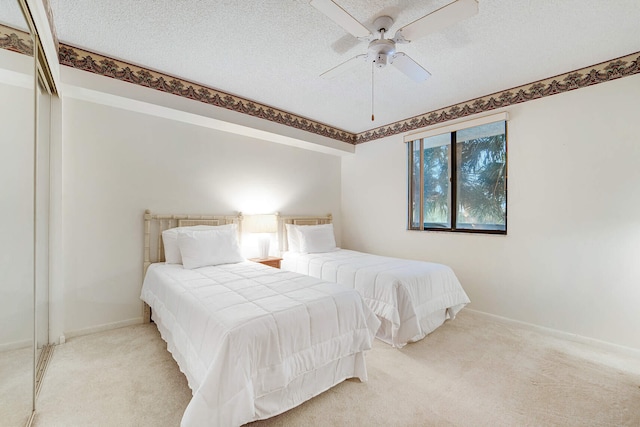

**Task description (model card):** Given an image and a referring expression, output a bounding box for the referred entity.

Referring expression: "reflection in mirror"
[0,0,35,425]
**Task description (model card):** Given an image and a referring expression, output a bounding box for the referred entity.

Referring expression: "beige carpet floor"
[31,310,640,427]
[0,346,33,427]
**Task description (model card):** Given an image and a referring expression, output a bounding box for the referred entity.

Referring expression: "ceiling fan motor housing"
[374,54,388,67]
[369,38,396,68]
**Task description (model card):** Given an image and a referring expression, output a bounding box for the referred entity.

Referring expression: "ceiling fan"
[311,0,479,89]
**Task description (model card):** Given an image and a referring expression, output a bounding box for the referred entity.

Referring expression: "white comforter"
[282,249,470,347]
[141,262,380,427]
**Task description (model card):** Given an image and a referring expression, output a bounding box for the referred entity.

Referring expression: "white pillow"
[177,226,244,269]
[285,223,301,252]
[296,224,337,254]
[162,224,234,264]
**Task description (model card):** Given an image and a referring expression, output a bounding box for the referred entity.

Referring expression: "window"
[408,119,507,234]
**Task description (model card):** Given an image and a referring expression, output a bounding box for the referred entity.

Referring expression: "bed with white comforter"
[141,261,380,427]
[281,249,470,348]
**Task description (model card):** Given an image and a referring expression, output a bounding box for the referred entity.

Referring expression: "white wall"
[342,74,640,351]
[60,97,342,336]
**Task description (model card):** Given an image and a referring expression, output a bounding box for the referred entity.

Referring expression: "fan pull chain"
[371,61,375,121]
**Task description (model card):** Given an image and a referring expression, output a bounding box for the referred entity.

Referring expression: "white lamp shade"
[244,214,277,234]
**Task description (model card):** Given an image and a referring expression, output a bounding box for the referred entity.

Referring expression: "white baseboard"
[465,308,640,358]
[64,317,144,341]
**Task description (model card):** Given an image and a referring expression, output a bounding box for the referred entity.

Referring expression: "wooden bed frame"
[277,214,333,253]
[142,209,243,322]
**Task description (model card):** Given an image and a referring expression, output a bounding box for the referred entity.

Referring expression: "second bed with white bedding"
[282,249,470,348]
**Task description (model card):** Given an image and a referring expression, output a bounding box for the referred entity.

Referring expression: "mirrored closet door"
[1,0,55,424]
[0,0,36,425]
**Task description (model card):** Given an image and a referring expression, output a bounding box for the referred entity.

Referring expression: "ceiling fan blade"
[394,0,478,43]
[391,53,431,82]
[320,54,369,79]
[331,34,363,54]
[310,0,372,39]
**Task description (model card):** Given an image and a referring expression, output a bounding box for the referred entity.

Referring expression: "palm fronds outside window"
[408,121,507,233]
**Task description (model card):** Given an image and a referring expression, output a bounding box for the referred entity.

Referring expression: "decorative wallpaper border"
[355,51,640,144]
[57,44,356,144]
[0,24,33,56]
[2,23,639,145]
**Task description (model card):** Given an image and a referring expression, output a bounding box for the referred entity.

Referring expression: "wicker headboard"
[142,210,243,321]
[143,209,243,273]
[277,214,333,253]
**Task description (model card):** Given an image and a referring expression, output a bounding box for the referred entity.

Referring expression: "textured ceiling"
[24,1,640,133]
[0,0,28,30]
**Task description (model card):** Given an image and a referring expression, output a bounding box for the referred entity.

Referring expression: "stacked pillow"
[285,223,338,253]
[162,224,244,269]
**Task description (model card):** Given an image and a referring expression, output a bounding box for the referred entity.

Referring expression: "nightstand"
[249,256,282,269]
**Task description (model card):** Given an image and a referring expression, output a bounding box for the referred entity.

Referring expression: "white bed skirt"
[282,249,470,347]
[151,310,368,425]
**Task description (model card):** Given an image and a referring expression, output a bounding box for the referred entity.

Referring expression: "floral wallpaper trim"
[0,24,33,56]
[1,24,638,146]
[355,51,640,144]
[57,44,356,144]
